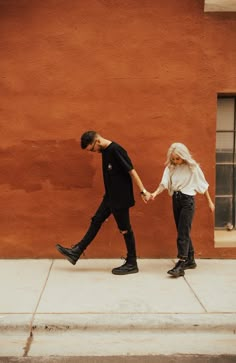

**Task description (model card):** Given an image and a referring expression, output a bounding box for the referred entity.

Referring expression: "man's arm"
[129,169,151,203]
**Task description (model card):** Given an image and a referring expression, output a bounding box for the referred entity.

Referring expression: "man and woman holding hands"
[56,131,214,278]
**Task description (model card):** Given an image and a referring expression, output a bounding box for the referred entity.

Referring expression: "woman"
[151,142,215,277]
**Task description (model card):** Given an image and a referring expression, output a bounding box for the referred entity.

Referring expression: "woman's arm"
[204,189,215,213]
[151,184,165,199]
[151,166,170,199]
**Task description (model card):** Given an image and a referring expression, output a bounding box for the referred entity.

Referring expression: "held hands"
[140,190,157,203]
[141,191,152,204]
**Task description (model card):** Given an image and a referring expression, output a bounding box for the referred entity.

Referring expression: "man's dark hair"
[81,131,97,149]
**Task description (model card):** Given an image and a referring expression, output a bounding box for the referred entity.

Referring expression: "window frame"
[215,95,236,230]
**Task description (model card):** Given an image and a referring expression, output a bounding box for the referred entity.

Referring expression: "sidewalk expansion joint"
[22,259,54,357]
[184,277,208,313]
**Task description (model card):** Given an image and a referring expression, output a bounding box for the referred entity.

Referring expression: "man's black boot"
[183,252,197,270]
[167,260,185,277]
[112,257,139,275]
[56,243,82,265]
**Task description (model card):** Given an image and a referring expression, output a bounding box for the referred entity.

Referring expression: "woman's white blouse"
[159,164,209,196]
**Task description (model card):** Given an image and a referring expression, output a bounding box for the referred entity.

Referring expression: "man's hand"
[141,191,151,204]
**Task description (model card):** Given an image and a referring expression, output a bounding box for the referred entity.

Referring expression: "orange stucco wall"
[0,0,236,259]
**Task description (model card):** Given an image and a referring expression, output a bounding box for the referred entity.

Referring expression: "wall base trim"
[214,230,236,248]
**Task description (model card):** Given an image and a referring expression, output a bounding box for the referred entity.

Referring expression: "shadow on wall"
[0,139,95,192]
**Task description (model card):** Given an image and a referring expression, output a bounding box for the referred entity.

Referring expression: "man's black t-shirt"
[102,142,135,210]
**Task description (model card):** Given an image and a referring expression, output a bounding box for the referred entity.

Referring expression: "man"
[56,131,150,275]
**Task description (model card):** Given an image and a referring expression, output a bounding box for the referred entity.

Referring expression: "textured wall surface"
[0,0,236,258]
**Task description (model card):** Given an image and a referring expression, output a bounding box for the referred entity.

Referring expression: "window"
[215,96,236,229]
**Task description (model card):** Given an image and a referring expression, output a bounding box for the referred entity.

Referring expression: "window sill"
[214,230,236,248]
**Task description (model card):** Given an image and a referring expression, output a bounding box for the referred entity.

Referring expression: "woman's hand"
[209,200,215,213]
[150,192,157,200]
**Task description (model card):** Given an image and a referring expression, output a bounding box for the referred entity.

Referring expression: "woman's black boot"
[167,260,185,277]
[183,252,197,270]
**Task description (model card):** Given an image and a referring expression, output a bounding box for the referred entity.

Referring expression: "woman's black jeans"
[77,196,137,260]
[172,191,195,260]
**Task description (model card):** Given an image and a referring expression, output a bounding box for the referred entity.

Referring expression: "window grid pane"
[216,132,234,152]
[217,98,235,131]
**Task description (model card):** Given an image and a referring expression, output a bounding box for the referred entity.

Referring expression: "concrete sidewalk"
[0,258,236,361]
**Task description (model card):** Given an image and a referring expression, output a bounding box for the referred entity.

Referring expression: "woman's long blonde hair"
[165,142,198,171]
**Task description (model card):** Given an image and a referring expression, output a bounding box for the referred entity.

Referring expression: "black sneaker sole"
[55,244,77,265]
[167,270,185,277]
[112,267,139,275]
